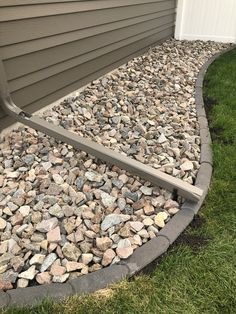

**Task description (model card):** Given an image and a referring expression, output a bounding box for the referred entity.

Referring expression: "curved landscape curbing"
[0,45,235,308]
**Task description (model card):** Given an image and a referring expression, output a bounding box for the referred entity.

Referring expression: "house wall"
[175,0,236,43]
[0,0,176,130]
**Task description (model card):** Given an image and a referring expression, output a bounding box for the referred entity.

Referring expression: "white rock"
[118,174,129,184]
[133,234,142,246]
[130,221,144,232]
[85,171,103,183]
[36,272,51,285]
[143,217,154,226]
[143,204,155,216]
[52,173,64,185]
[36,218,58,233]
[17,278,29,288]
[168,207,180,215]
[62,243,81,261]
[157,133,168,144]
[19,205,30,217]
[116,247,133,259]
[49,204,63,218]
[81,253,93,265]
[180,160,194,171]
[100,192,116,208]
[152,196,166,208]
[52,273,69,283]
[40,253,57,272]
[154,212,169,228]
[30,254,45,265]
[96,237,113,251]
[140,186,153,195]
[102,249,116,266]
[101,214,130,231]
[117,238,131,249]
[18,266,37,280]
[47,226,62,243]
[65,262,84,272]
[0,218,7,231]
[6,171,19,179]
[42,162,52,171]
[164,199,179,209]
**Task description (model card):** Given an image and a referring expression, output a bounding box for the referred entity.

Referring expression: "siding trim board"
[0,0,156,6]
[0,1,175,45]
[9,24,174,92]
[0,0,168,21]
[7,16,175,83]
[3,9,175,61]
[0,0,176,129]
[1,9,175,59]
[11,27,174,107]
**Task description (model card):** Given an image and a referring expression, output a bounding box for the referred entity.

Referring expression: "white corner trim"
[175,0,185,40]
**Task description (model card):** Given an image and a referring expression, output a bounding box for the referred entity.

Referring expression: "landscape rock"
[18,266,37,280]
[29,254,45,265]
[100,192,116,208]
[52,273,69,283]
[49,204,64,218]
[0,217,7,231]
[102,249,116,266]
[101,214,130,231]
[140,186,153,195]
[168,207,180,215]
[36,218,58,233]
[154,212,169,228]
[164,200,180,210]
[50,264,66,276]
[180,160,194,171]
[96,237,113,251]
[143,204,155,216]
[116,247,133,259]
[0,39,227,289]
[81,253,93,265]
[17,278,29,288]
[85,171,103,182]
[19,205,30,217]
[130,221,144,232]
[40,253,57,272]
[65,262,84,272]
[0,279,13,291]
[47,226,62,243]
[52,173,64,185]
[62,243,81,261]
[36,272,51,285]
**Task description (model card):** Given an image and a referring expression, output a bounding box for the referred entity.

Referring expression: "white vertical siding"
[175,0,236,43]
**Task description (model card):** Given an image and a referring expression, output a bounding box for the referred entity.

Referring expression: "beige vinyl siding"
[0,0,176,130]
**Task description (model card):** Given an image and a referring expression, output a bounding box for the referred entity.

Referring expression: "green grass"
[2,48,236,314]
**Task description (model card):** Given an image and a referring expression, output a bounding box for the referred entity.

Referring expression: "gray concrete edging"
[1,45,235,308]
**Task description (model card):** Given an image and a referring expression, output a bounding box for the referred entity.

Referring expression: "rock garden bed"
[0,39,228,290]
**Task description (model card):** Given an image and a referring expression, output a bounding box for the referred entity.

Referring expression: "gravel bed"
[0,39,229,290]
[43,40,228,183]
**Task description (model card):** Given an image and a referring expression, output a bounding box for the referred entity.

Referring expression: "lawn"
[2,48,236,314]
